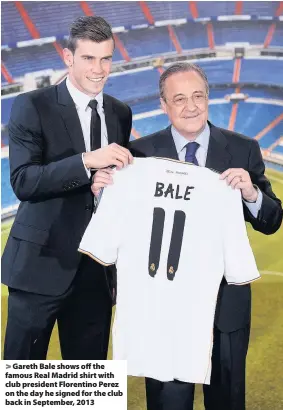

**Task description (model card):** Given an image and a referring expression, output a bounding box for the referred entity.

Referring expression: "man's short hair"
[67,16,114,53]
[159,62,209,100]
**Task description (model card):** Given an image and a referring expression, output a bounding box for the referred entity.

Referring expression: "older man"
[92,63,282,410]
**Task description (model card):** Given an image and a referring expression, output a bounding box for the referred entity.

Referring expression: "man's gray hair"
[159,62,209,100]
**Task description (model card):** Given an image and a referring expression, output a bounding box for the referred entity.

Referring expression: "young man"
[2,16,133,360]
[93,63,282,410]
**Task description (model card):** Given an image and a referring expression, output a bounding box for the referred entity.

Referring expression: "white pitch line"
[260,271,283,277]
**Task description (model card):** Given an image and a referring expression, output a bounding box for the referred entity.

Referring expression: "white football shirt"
[79,157,260,384]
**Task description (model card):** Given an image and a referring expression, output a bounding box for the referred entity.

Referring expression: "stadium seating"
[22,1,84,39]
[1,1,31,45]
[1,1,283,213]
[174,22,208,50]
[104,68,160,102]
[2,44,65,77]
[147,1,193,21]
[242,1,279,16]
[240,59,283,86]
[271,23,283,47]
[235,102,283,145]
[213,21,269,45]
[119,27,175,58]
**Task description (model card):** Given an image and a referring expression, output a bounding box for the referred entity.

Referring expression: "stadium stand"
[2,44,65,77]
[118,27,176,59]
[174,23,208,50]
[1,1,31,45]
[1,1,283,216]
[240,59,283,86]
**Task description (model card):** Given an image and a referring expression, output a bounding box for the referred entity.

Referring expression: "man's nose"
[91,60,103,74]
[184,96,197,111]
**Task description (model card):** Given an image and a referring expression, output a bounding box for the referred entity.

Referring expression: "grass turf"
[1,169,283,409]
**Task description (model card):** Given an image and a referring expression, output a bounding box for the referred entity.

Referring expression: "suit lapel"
[205,122,232,173]
[103,94,118,145]
[152,127,179,160]
[57,80,86,154]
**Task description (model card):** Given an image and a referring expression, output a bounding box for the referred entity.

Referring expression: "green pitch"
[1,169,283,409]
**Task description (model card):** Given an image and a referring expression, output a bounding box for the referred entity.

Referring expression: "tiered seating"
[208,103,231,129]
[23,1,82,39]
[104,69,160,102]
[119,27,175,58]
[2,44,65,77]
[242,1,279,16]
[197,60,234,84]
[240,59,283,86]
[213,21,269,45]
[133,113,169,139]
[270,23,283,47]
[147,1,191,21]
[86,1,146,27]
[235,102,283,146]
[197,1,236,17]
[174,22,208,50]
[1,1,31,45]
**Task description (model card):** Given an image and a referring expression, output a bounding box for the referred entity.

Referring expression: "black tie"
[88,99,101,151]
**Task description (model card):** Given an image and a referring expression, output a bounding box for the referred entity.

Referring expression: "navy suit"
[129,123,282,410]
[2,80,132,359]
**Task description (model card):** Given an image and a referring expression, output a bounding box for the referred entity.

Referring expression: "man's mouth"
[87,77,104,83]
[183,114,199,119]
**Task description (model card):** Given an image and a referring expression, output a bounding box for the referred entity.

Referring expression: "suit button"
[85,205,92,211]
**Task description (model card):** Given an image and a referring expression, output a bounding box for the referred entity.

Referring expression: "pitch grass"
[1,169,283,409]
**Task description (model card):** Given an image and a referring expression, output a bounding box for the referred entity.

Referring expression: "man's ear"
[160,97,167,115]
[63,48,74,68]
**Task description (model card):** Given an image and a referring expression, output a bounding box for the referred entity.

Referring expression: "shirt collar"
[66,76,103,111]
[171,122,210,155]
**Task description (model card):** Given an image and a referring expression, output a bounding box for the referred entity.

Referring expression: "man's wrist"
[83,152,92,170]
[243,186,259,203]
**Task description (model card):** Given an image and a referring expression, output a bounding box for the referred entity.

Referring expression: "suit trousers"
[3,255,112,360]
[145,325,250,410]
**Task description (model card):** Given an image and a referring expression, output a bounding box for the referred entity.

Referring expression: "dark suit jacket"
[2,80,132,296]
[129,122,282,332]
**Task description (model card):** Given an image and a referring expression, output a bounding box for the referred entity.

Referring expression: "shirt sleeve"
[242,186,263,218]
[82,153,91,178]
[221,183,260,285]
[78,170,122,266]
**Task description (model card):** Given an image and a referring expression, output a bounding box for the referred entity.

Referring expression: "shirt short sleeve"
[78,170,122,266]
[221,183,260,285]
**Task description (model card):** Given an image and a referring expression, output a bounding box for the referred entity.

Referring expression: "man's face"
[63,38,114,97]
[160,71,209,140]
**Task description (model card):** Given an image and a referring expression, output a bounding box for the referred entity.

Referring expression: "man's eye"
[174,97,186,104]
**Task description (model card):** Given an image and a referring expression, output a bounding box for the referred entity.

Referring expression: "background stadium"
[1,1,283,409]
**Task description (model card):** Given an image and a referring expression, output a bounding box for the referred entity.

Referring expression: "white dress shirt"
[66,77,108,176]
[171,123,263,218]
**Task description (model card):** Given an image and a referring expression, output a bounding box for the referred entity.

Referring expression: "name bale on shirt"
[154,182,194,200]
